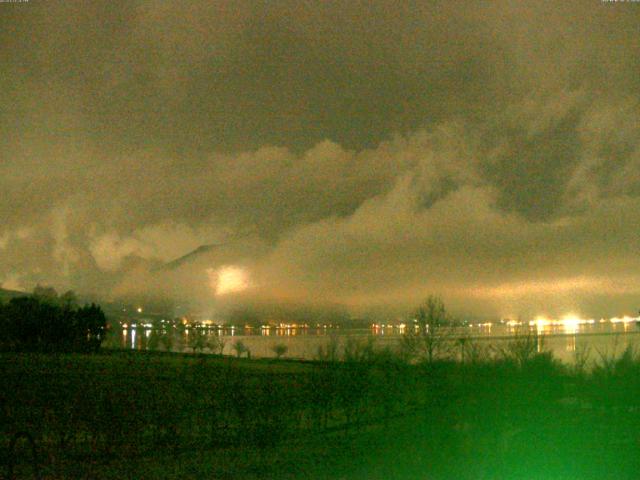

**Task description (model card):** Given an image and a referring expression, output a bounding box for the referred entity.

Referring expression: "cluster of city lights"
[369,314,640,334]
[506,314,639,329]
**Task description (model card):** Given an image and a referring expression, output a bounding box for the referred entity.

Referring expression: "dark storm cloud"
[1,0,640,318]
[0,0,515,154]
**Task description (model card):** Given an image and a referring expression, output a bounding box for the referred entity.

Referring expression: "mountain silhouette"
[156,243,226,271]
[154,230,258,272]
[0,287,27,302]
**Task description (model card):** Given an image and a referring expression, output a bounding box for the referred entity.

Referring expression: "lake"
[107,316,640,364]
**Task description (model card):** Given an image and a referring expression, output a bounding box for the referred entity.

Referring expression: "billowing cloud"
[88,222,223,272]
[1,1,640,319]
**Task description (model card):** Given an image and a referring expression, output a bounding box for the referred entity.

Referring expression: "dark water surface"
[107,317,640,363]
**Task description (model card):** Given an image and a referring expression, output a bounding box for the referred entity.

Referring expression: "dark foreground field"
[3,346,640,479]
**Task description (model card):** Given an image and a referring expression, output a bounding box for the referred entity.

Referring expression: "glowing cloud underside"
[208,265,249,296]
[468,276,640,299]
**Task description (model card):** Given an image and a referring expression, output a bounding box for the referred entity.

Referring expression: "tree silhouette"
[232,340,248,358]
[0,291,106,352]
[271,343,288,359]
[402,295,452,363]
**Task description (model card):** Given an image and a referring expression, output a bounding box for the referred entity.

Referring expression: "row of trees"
[0,287,107,352]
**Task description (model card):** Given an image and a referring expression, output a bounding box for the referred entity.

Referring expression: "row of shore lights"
[371,315,640,330]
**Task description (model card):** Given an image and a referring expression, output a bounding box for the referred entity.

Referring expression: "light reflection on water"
[112,320,640,363]
[565,334,576,353]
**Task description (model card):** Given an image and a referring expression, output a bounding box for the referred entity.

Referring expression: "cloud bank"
[1,1,640,319]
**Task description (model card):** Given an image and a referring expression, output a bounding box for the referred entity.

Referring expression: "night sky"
[2,0,640,319]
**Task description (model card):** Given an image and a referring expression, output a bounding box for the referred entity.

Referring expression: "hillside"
[0,287,27,303]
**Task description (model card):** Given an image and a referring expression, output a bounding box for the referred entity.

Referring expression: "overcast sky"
[2,0,640,319]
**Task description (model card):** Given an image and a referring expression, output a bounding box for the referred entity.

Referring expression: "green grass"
[3,347,640,479]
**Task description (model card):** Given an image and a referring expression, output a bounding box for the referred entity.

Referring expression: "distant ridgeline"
[0,286,107,353]
[0,287,27,303]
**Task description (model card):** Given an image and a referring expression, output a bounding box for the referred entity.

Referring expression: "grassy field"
[3,345,640,479]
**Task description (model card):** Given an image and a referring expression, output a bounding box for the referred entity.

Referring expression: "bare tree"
[271,343,288,359]
[210,335,227,355]
[159,331,174,351]
[232,340,248,358]
[191,327,208,354]
[402,295,452,363]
